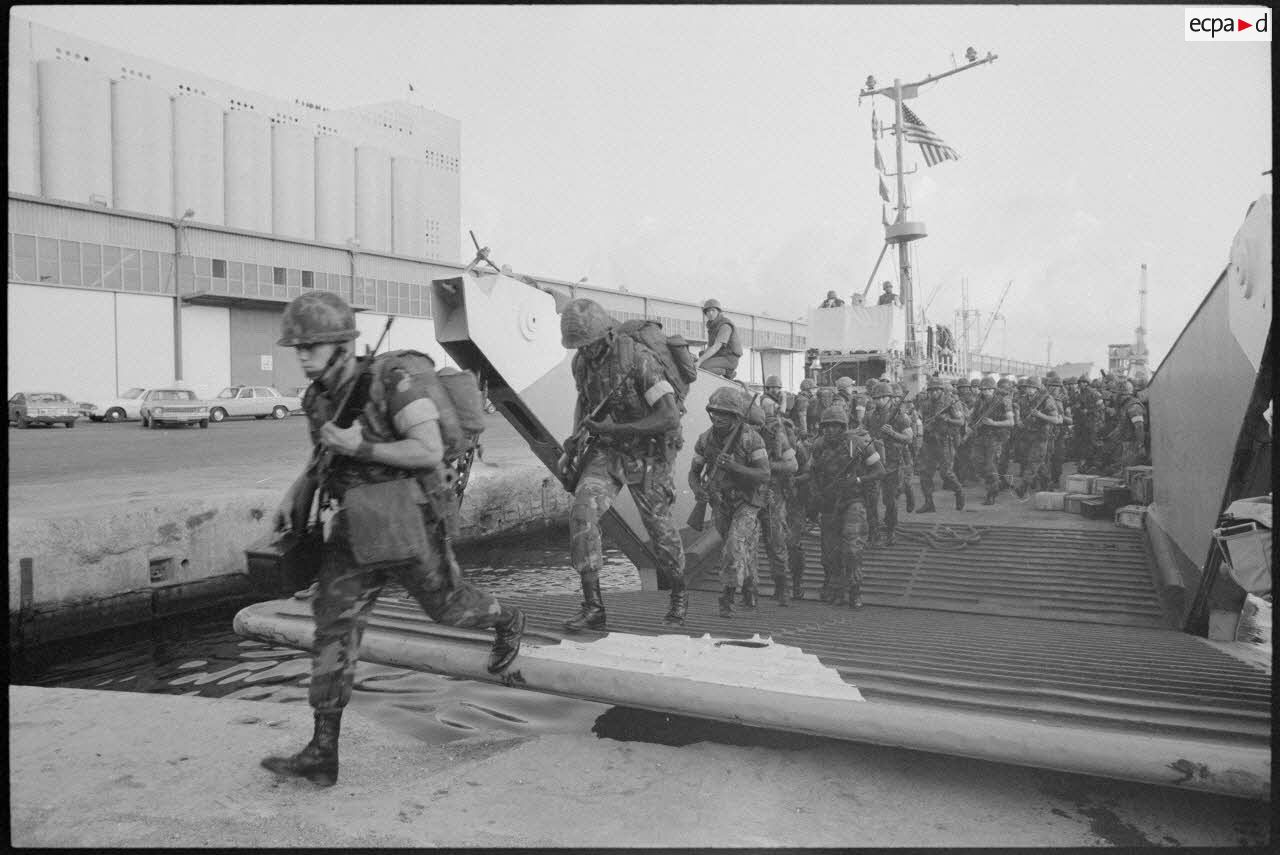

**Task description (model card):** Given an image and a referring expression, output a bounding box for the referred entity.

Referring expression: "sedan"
[86,386,148,422]
[139,388,209,429]
[207,386,302,423]
[9,392,80,428]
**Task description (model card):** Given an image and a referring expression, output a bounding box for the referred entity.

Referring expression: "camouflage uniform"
[809,415,884,607]
[782,418,812,598]
[863,385,912,545]
[998,381,1021,487]
[756,407,797,605]
[1014,381,1062,496]
[569,333,685,599]
[693,425,769,593]
[916,381,965,510]
[969,381,1012,504]
[789,383,814,438]
[1113,392,1148,473]
[953,381,976,485]
[304,353,512,715]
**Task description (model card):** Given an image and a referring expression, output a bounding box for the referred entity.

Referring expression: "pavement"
[9,685,1271,848]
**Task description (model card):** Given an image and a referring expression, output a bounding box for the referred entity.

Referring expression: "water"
[10,525,646,746]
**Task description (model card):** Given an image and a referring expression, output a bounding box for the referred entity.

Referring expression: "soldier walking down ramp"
[915,377,966,513]
[1013,376,1062,499]
[969,376,1014,505]
[260,292,524,788]
[689,387,770,618]
[863,381,913,545]
[557,298,689,631]
[755,396,799,607]
[807,405,886,608]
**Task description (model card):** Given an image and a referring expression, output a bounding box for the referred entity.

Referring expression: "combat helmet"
[706,386,746,416]
[747,399,766,427]
[871,381,893,398]
[979,375,997,390]
[956,378,972,389]
[560,298,616,349]
[1078,374,1091,385]
[1027,376,1044,389]
[702,298,722,313]
[927,376,946,391]
[819,405,849,427]
[996,377,1014,392]
[1045,373,1063,388]
[835,376,854,391]
[799,378,816,392]
[277,292,360,347]
[764,374,782,389]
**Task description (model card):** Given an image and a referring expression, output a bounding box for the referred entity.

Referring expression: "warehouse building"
[7,16,807,403]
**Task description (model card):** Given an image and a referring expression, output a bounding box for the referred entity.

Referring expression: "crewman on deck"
[877,281,899,306]
[696,299,742,380]
[864,381,913,545]
[1013,376,1062,498]
[970,376,1015,505]
[690,387,770,619]
[807,405,886,607]
[260,292,524,788]
[916,377,967,512]
[558,298,688,631]
[819,290,846,308]
[755,396,799,607]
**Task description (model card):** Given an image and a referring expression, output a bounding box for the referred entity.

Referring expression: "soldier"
[558,298,688,632]
[834,376,864,426]
[969,376,1015,505]
[696,299,742,379]
[807,405,886,607]
[811,385,837,440]
[863,381,913,545]
[782,405,812,600]
[790,377,815,437]
[896,382,922,512]
[1045,373,1072,487]
[995,376,1019,490]
[763,374,788,416]
[1109,379,1148,475]
[916,377,967,512]
[1013,377,1063,498]
[690,387,771,618]
[1077,377,1106,473]
[260,292,525,787]
[755,396,799,607]
[953,378,976,485]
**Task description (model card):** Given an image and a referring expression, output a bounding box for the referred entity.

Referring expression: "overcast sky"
[16,4,1272,370]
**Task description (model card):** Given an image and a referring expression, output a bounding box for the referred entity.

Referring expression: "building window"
[301,269,313,288]
[81,243,102,288]
[55,240,80,287]
[212,258,227,278]
[286,268,301,288]
[121,250,141,292]
[273,266,286,286]
[36,237,60,283]
[101,245,122,289]
[141,250,159,292]
[12,235,36,282]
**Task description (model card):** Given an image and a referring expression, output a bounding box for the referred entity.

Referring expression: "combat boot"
[564,577,606,632]
[917,493,937,513]
[1014,481,1028,500]
[789,548,806,599]
[982,485,998,506]
[741,581,758,610]
[718,586,736,618]
[903,482,916,513]
[487,606,525,674]
[884,528,897,547]
[663,580,688,625]
[850,586,865,609]
[261,710,341,787]
[954,489,965,511]
[832,587,852,607]
[772,575,790,607]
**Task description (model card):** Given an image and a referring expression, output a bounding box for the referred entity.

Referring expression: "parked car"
[207,386,302,422]
[9,392,80,428]
[86,386,149,422]
[76,401,99,419]
[139,388,209,429]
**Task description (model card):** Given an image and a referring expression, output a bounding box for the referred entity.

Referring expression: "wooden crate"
[1063,493,1092,514]
[1102,485,1133,511]
[1034,491,1067,511]
[1090,477,1122,495]
[1114,504,1148,529]
[1080,497,1110,519]
[1126,466,1154,504]
[1063,474,1095,494]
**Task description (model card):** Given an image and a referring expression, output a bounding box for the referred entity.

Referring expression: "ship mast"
[1132,263,1149,380]
[861,49,997,389]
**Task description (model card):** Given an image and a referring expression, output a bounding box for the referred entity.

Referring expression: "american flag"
[901,103,959,167]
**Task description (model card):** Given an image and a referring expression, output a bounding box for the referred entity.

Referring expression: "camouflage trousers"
[785,486,808,583]
[875,468,901,536]
[971,430,1005,492]
[1016,433,1051,492]
[1049,428,1070,485]
[757,490,790,583]
[713,499,762,589]
[819,500,867,595]
[310,508,503,714]
[571,450,685,587]
[917,435,961,493]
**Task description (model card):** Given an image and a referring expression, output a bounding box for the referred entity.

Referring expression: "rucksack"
[373,350,485,461]
[612,319,698,402]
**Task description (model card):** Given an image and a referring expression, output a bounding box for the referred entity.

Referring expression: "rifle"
[1014,389,1053,438]
[959,393,1003,447]
[687,392,760,531]
[558,379,626,493]
[303,316,396,527]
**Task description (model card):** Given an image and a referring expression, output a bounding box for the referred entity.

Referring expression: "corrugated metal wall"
[227,305,304,390]
[8,198,172,252]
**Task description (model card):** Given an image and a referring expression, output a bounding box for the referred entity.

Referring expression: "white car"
[207,386,302,422]
[86,386,156,422]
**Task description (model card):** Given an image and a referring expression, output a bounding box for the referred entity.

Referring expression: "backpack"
[373,350,485,461]
[613,319,698,402]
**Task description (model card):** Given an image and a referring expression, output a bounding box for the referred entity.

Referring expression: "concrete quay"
[8,418,569,647]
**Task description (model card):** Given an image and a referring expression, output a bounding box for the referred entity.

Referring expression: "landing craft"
[237,196,1271,800]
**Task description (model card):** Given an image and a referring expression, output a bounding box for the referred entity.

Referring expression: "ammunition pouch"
[340,477,429,567]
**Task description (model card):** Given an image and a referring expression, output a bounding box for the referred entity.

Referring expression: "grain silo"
[314,134,356,245]
[173,93,225,224]
[38,58,112,206]
[355,145,391,253]
[223,108,271,232]
[272,122,316,240]
[111,78,173,217]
